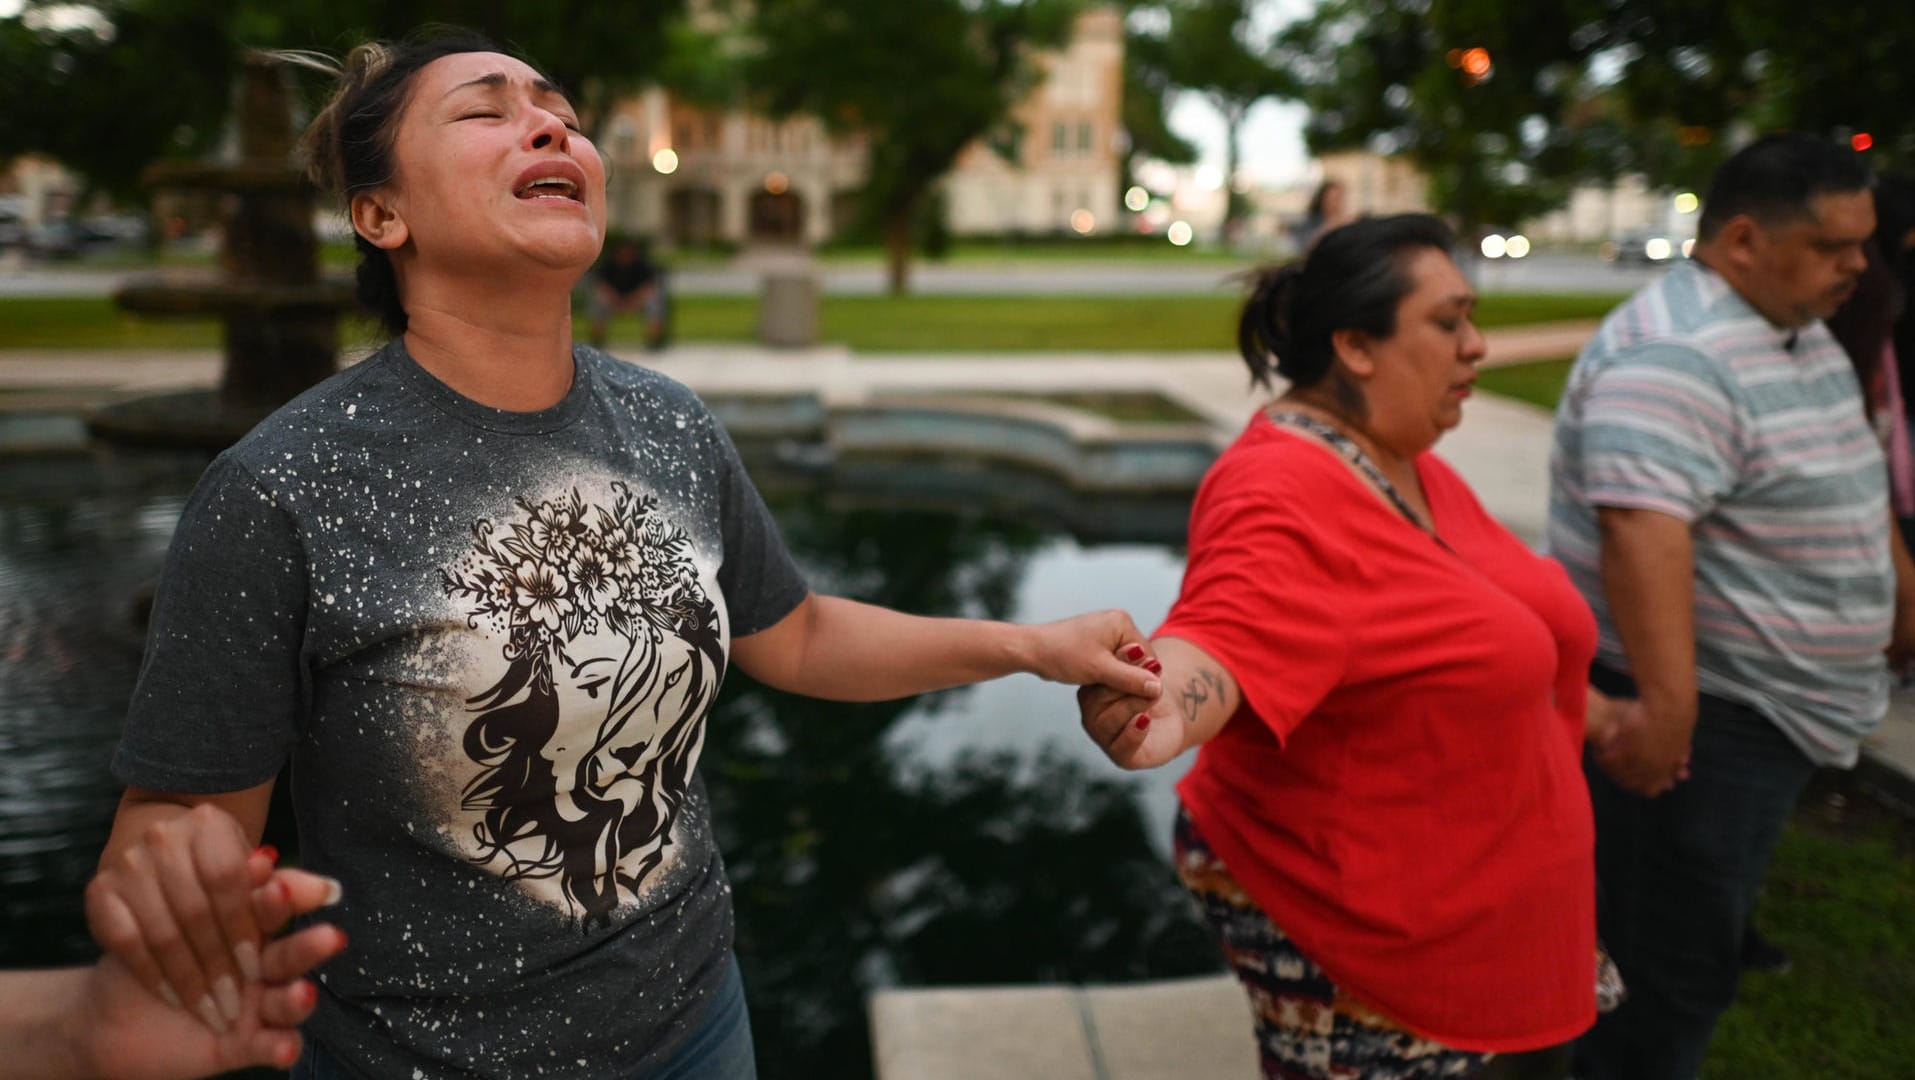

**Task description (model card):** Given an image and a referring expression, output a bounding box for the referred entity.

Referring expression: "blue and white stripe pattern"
[1546,260,1891,767]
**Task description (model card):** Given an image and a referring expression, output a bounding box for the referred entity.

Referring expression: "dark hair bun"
[1238,263,1304,391]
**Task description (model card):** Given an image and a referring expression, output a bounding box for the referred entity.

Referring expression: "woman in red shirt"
[1082,215,1612,1078]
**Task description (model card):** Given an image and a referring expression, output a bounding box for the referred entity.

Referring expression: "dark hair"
[1697,132,1874,242]
[1306,179,1344,219]
[282,27,545,336]
[1238,213,1456,392]
[1876,174,1915,285]
[1826,241,1898,406]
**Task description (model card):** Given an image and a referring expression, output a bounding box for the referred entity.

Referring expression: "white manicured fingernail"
[159,982,182,1009]
[196,994,229,1034]
[321,876,344,905]
[214,975,242,1022]
[235,940,262,982]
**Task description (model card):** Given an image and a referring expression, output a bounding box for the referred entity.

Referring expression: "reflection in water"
[0,452,1218,1078]
[0,453,210,966]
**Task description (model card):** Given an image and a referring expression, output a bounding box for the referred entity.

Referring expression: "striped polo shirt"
[1546,259,1891,767]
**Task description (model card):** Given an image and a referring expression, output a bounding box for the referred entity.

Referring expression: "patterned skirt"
[1173,806,1493,1080]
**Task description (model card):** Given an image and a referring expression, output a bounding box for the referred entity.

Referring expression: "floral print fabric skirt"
[1173,806,1493,1080]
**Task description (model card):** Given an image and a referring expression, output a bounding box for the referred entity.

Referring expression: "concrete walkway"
[4,324,1912,1078]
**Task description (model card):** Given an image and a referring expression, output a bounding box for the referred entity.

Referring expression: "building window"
[1053,122,1069,157]
[1077,122,1093,155]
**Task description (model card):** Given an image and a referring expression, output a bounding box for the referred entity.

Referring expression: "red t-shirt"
[1163,418,1598,1052]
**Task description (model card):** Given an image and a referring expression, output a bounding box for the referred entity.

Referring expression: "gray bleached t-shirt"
[112,342,809,1077]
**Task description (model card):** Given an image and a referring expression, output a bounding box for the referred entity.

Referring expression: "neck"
[1276,392,1418,477]
[401,283,578,411]
[1691,246,1800,330]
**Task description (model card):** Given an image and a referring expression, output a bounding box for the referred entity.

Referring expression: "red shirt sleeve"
[1157,461,1353,743]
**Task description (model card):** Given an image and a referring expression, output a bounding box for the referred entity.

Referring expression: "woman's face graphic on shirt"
[549,621,704,823]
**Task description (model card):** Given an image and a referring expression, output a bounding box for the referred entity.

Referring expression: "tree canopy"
[747,0,1080,294]
[0,0,686,203]
[1279,0,1915,234]
[1128,0,1295,235]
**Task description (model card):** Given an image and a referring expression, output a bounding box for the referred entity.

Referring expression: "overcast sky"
[1159,0,1318,189]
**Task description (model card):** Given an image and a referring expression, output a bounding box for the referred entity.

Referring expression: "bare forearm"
[1597,507,1698,722]
[0,968,88,1078]
[101,786,272,870]
[737,595,1038,701]
[1151,637,1242,753]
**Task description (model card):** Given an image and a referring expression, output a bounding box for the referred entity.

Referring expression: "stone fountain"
[86,52,353,450]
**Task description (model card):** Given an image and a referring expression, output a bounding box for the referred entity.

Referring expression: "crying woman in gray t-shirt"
[82,31,1164,1080]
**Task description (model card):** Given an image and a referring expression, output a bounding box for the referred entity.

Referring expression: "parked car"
[25,220,84,259]
[1603,229,1693,265]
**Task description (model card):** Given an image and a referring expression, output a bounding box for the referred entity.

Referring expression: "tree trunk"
[1220,101,1247,243]
[883,209,913,297]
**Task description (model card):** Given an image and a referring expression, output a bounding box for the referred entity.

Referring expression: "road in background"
[0,250,1667,300]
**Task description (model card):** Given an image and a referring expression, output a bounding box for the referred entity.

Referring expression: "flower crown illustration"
[441,482,709,664]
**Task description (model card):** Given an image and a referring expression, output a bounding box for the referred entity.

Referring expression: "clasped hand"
[1585,689,1692,797]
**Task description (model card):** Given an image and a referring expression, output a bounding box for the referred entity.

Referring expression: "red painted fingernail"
[255,844,279,865]
[1143,659,1163,675]
[1134,714,1152,731]
[1123,644,1146,662]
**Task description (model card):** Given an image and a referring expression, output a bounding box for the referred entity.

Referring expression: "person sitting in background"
[1080,213,1612,1079]
[0,858,344,1079]
[589,236,669,350]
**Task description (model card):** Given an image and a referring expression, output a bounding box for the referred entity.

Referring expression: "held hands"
[86,803,311,1035]
[1589,691,1693,798]
[1023,610,1163,700]
[75,866,347,1079]
[1077,644,1190,771]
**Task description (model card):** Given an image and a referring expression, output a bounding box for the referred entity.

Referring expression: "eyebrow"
[444,71,570,103]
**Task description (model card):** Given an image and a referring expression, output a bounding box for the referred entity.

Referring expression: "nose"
[1460,320,1488,364]
[525,106,570,153]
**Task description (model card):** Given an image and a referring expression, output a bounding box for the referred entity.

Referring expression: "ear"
[1330,328,1378,379]
[350,190,409,252]
[1712,215,1762,271]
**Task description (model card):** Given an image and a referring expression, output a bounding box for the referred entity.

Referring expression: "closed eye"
[575,675,610,698]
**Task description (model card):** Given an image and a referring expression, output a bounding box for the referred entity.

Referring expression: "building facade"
[600,5,1124,247]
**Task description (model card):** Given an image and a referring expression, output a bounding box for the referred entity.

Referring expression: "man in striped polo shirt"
[1548,134,1914,1080]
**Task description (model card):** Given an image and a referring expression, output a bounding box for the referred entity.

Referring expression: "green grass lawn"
[1704,775,1915,1079]
[1474,356,1575,410]
[1,293,1623,353]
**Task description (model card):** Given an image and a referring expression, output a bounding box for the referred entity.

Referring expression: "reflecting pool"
[0,444,1219,1079]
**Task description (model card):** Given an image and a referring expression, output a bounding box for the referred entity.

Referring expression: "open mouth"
[512,159,588,205]
[516,176,580,201]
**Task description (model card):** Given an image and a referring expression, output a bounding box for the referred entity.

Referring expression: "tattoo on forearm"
[1179,667,1225,721]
